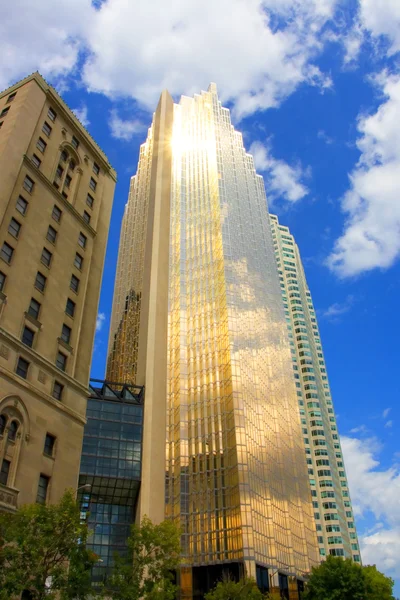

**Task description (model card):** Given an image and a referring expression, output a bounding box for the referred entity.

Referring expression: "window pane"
[74,253,83,270]
[35,272,46,292]
[83,211,91,224]
[46,226,57,244]
[72,136,79,149]
[52,205,62,222]
[32,154,41,168]
[61,324,71,344]
[23,176,34,193]
[53,381,64,400]
[36,474,50,504]
[89,178,97,191]
[78,233,87,248]
[48,108,57,122]
[22,326,34,348]
[28,298,41,320]
[93,162,100,176]
[56,352,67,371]
[44,434,56,456]
[86,193,94,208]
[8,218,21,238]
[42,122,52,137]
[37,137,47,153]
[41,248,52,267]
[16,196,28,215]
[0,459,10,485]
[70,275,79,293]
[1,242,14,264]
[0,272,6,292]
[16,357,29,379]
[66,298,75,317]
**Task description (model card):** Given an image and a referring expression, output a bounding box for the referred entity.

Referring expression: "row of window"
[15,356,64,400]
[1,467,51,505]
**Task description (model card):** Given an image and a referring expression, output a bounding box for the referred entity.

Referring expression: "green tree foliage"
[104,516,181,600]
[0,490,98,600]
[303,555,395,600]
[205,577,266,600]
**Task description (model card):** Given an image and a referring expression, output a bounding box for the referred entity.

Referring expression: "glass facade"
[107,85,320,598]
[270,214,360,562]
[78,380,144,584]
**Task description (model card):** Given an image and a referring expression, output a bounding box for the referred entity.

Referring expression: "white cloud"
[250,141,309,203]
[0,0,92,91]
[385,420,393,428]
[359,0,400,56]
[341,435,400,578]
[317,129,334,144]
[108,110,147,141]
[343,22,364,64]
[327,72,400,277]
[72,104,90,127]
[96,312,106,332]
[383,407,392,419]
[321,294,354,319]
[0,0,339,119]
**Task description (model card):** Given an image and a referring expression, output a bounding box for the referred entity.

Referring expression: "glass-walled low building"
[78,379,144,584]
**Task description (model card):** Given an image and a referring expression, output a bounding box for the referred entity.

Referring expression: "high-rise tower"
[270,214,360,563]
[0,73,116,510]
[107,85,319,599]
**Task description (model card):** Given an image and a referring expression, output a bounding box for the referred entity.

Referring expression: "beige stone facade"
[0,73,116,511]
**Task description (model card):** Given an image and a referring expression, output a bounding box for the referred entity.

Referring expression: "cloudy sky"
[2,0,400,592]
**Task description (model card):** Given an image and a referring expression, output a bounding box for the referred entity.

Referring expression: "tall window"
[16,196,28,215]
[0,459,10,485]
[0,272,6,292]
[61,324,71,345]
[46,225,57,244]
[0,415,6,436]
[52,205,62,223]
[70,274,79,293]
[52,381,64,401]
[36,137,47,153]
[65,298,75,317]
[0,243,13,264]
[78,232,87,248]
[35,272,47,293]
[36,474,50,504]
[28,298,41,320]
[16,357,29,379]
[42,122,52,137]
[56,351,67,371]
[21,326,35,348]
[8,421,19,441]
[23,175,34,194]
[8,218,21,238]
[44,434,56,457]
[41,248,52,268]
[74,253,83,270]
[47,107,57,122]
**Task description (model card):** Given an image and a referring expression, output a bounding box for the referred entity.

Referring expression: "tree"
[303,555,395,600]
[104,516,181,600]
[205,577,265,600]
[0,490,98,600]
[363,564,395,600]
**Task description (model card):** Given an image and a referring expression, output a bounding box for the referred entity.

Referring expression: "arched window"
[0,414,6,436]
[8,420,19,441]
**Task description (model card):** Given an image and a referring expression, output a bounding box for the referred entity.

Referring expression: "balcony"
[0,482,19,512]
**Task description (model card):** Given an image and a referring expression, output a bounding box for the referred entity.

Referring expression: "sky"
[2,0,400,593]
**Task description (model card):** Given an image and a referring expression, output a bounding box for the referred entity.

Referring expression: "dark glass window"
[46,225,57,244]
[56,351,67,371]
[86,193,94,208]
[89,178,97,192]
[74,253,83,270]
[16,357,29,379]
[71,136,79,149]
[41,247,52,267]
[47,107,57,122]
[56,165,64,179]
[8,217,21,238]
[78,232,87,248]
[61,324,71,344]
[1,242,14,264]
[65,174,72,188]
[23,175,34,193]
[6,92,16,103]
[53,381,64,401]
[35,272,46,292]
[28,298,41,320]
[36,474,50,504]
[36,137,47,153]
[8,420,18,441]
[0,459,10,485]
[83,211,91,224]
[93,162,100,176]
[16,195,28,215]
[42,121,52,137]
[0,107,10,118]
[44,434,56,457]
[0,415,6,436]
[22,326,34,348]
[70,274,79,293]
[32,154,41,168]
[60,150,68,162]
[0,272,6,291]
[65,298,76,317]
[52,205,62,223]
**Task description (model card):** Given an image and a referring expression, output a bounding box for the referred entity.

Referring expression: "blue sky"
[2,0,400,593]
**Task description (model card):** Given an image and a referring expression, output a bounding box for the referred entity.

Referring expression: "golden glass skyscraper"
[270,214,360,563]
[107,85,320,599]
